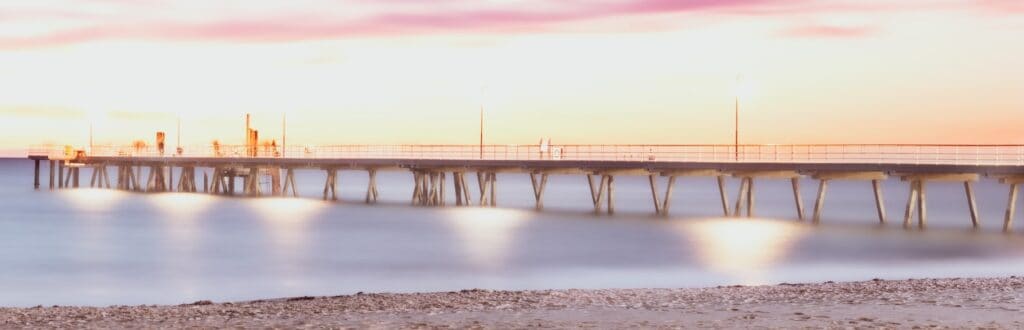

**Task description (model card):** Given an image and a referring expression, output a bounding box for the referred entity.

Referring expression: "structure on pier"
[27,143,1024,232]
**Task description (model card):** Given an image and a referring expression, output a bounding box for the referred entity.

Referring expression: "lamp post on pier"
[479,86,486,160]
[733,74,751,162]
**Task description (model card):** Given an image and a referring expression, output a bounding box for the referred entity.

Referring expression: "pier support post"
[589,169,649,215]
[813,179,829,223]
[964,181,979,229]
[89,166,97,187]
[733,178,749,217]
[210,167,224,195]
[648,175,662,215]
[810,172,888,224]
[662,176,676,215]
[323,169,337,201]
[454,172,464,206]
[412,171,423,205]
[282,168,298,197]
[873,179,887,223]
[477,171,497,207]
[227,169,236,195]
[904,179,930,229]
[1006,183,1019,232]
[245,167,261,197]
[746,178,754,217]
[33,159,40,190]
[717,176,730,216]
[900,173,978,230]
[994,175,1024,232]
[647,173,681,216]
[57,162,64,189]
[590,175,607,214]
[791,178,805,220]
[607,175,616,214]
[101,165,111,189]
[176,166,197,192]
[452,171,471,206]
[365,169,379,203]
[903,180,920,229]
[530,172,549,210]
[731,171,803,219]
[271,167,282,196]
[73,167,80,188]
[589,174,616,214]
[48,160,55,190]
[63,166,73,188]
[918,181,928,229]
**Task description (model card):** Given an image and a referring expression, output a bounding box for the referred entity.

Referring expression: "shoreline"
[2,277,1022,328]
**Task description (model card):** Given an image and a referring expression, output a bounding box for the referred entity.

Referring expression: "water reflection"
[249,198,327,251]
[58,189,127,212]
[149,193,216,248]
[443,208,529,270]
[682,218,808,284]
[149,193,215,218]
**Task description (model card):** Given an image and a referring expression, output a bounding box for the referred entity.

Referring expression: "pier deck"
[26,144,1024,232]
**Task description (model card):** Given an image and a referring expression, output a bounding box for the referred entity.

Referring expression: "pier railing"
[27,144,1024,166]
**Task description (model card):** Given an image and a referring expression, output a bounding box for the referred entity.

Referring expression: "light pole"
[89,123,93,155]
[733,74,749,162]
[479,86,486,160]
[479,105,484,160]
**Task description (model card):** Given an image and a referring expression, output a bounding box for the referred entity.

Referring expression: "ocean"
[1,158,1022,306]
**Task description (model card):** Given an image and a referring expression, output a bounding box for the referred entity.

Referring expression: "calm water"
[2,159,1023,307]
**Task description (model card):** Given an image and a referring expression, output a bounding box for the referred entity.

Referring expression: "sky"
[1,0,1022,156]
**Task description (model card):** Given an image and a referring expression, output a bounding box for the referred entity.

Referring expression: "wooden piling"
[48,160,55,190]
[58,162,64,189]
[607,175,616,214]
[593,175,607,214]
[746,178,754,217]
[733,177,748,217]
[791,177,805,220]
[102,166,111,189]
[365,169,379,203]
[587,174,599,206]
[33,159,40,190]
[1005,183,1018,232]
[964,181,979,229]
[903,180,919,229]
[488,172,496,207]
[647,175,661,215]
[323,169,337,201]
[872,179,887,223]
[531,172,549,211]
[812,179,829,223]
[717,176,729,216]
[662,176,676,216]
[917,180,927,229]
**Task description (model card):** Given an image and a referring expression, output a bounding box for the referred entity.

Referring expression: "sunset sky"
[1,0,1022,156]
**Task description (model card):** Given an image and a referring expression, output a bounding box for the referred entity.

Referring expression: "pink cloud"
[780,25,875,38]
[976,0,1024,13]
[0,0,898,49]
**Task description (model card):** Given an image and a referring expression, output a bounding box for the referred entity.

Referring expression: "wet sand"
[2,277,1022,328]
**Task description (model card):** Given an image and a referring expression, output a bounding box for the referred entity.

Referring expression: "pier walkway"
[27,144,1024,232]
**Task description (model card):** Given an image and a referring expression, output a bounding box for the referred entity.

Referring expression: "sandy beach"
[1,277,1021,328]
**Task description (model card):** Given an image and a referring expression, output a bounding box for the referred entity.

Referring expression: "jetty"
[27,144,1024,231]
